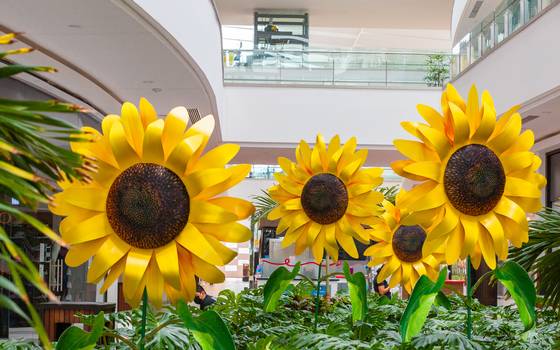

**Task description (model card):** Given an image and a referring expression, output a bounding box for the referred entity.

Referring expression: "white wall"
[222,86,442,146]
[132,0,225,121]
[451,3,560,114]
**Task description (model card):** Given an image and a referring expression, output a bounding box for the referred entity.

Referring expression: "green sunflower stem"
[314,259,323,332]
[139,288,148,350]
[466,256,472,339]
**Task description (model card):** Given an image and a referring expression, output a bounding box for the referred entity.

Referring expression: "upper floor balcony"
[223,49,454,88]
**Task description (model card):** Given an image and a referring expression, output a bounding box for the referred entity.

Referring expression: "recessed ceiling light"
[68,24,82,28]
[542,111,552,114]
[142,80,154,84]
[152,87,162,93]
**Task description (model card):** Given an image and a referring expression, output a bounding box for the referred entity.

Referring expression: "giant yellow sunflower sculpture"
[364,189,444,293]
[267,134,384,263]
[49,98,254,307]
[392,84,546,269]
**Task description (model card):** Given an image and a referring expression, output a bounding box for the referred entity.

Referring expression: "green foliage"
[250,190,278,230]
[510,207,560,312]
[56,312,105,350]
[377,185,399,205]
[424,54,450,87]
[494,261,536,331]
[176,300,235,350]
[0,339,42,350]
[0,33,85,350]
[343,262,367,323]
[263,262,301,312]
[400,268,447,342]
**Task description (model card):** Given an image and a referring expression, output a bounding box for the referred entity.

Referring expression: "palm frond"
[250,190,278,230]
[509,207,560,311]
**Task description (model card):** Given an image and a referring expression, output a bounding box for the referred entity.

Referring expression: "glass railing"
[451,0,555,78]
[243,164,401,180]
[224,49,455,88]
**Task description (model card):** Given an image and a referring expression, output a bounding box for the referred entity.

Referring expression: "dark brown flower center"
[301,173,348,225]
[444,144,505,216]
[106,163,189,249]
[392,225,426,262]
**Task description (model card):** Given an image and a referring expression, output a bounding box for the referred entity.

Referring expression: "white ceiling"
[215,0,453,29]
[0,0,220,144]
[453,0,502,45]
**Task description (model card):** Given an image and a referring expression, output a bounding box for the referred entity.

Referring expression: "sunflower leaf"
[263,262,301,312]
[400,267,447,342]
[176,301,235,350]
[343,261,367,322]
[494,260,536,332]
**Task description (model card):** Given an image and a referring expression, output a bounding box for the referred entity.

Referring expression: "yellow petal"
[460,217,480,257]
[177,248,196,300]
[86,235,130,282]
[192,144,240,171]
[195,164,251,200]
[100,256,125,294]
[176,223,236,265]
[340,158,363,182]
[189,200,239,224]
[185,168,230,198]
[478,230,496,269]
[466,85,480,133]
[166,135,203,175]
[472,101,496,142]
[445,225,464,265]
[155,242,181,290]
[139,97,157,128]
[120,102,144,156]
[448,102,470,145]
[378,256,400,282]
[296,140,312,173]
[335,226,358,258]
[109,120,140,169]
[501,152,534,174]
[388,267,403,289]
[162,106,189,159]
[394,139,438,162]
[488,113,522,154]
[417,104,445,131]
[146,260,164,308]
[310,144,324,173]
[480,213,507,260]
[142,119,165,164]
[428,207,459,241]
[123,249,152,301]
[63,213,110,244]
[275,173,303,196]
[307,221,322,245]
[312,231,326,263]
[268,205,287,221]
[191,254,225,283]
[184,115,215,169]
[504,177,541,198]
[416,124,451,160]
[281,223,306,248]
[494,196,528,227]
[403,161,440,181]
[407,184,446,212]
[282,198,302,211]
[65,238,106,267]
[413,261,428,277]
[199,222,252,243]
[208,197,254,219]
[63,186,107,212]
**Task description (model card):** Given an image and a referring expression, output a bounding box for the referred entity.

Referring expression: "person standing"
[374,267,392,299]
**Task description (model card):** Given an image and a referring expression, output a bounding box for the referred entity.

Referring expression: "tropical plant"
[424,54,449,87]
[0,33,85,349]
[510,207,560,312]
[377,185,399,205]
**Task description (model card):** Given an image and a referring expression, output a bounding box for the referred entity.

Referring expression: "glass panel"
[481,22,494,54]
[459,34,471,70]
[524,0,539,21]
[494,9,508,43]
[542,0,552,8]
[507,0,522,33]
[470,30,482,62]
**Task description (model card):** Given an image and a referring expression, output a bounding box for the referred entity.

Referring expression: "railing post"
[332,58,335,85]
[385,56,388,87]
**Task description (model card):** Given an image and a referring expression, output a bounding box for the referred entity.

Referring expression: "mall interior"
[1,0,560,345]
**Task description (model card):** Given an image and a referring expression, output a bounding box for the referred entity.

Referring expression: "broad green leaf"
[55,311,105,350]
[263,262,301,312]
[494,260,536,331]
[343,261,367,322]
[400,268,447,342]
[176,300,235,350]
[435,291,451,310]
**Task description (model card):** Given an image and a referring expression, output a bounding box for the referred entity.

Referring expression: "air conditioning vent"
[187,108,201,124]
[469,1,484,18]
[524,115,539,123]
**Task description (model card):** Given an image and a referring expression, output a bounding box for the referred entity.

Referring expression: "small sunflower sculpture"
[392,84,546,269]
[49,98,254,307]
[267,134,384,262]
[365,189,444,293]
